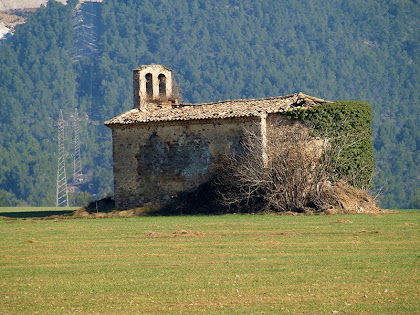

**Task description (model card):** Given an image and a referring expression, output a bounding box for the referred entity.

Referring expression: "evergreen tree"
[0,0,418,208]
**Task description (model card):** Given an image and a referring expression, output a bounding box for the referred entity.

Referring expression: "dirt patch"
[72,196,155,218]
[358,230,383,234]
[147,230,205,238]
[172,229,204,237]
[332,219,353,224]
[147,231,167,238]
[273,232,302,236]
[0,0,66,11]
[72,207,152,219]
[0,8,36,34]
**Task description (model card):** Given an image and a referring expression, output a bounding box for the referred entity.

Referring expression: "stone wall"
[112,117,260,209]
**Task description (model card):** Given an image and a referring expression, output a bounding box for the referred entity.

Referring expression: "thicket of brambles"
[0,0,418,208]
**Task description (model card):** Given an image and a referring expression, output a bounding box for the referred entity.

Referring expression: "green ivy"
[283,101,374,190]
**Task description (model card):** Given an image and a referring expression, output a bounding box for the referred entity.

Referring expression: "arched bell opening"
[145,73,153,98]
[158,73,167,97]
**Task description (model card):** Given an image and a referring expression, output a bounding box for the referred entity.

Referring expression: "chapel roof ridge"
[105,92,330,126]
[180,92,327,107]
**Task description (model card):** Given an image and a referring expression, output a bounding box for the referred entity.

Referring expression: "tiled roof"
[104,92,329,126]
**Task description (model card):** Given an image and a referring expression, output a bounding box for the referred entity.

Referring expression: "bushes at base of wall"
[283,101,374,190]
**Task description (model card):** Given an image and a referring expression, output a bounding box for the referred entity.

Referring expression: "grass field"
[0,211,419,314]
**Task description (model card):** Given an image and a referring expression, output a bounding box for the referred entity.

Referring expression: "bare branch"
[216,116,373,213]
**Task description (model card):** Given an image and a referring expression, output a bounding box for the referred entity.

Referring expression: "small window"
[145,73,153,98]
[158,74,166,96]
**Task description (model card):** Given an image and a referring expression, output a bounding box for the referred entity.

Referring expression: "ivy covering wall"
[284,102,374,190]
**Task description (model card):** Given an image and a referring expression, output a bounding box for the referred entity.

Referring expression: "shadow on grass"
[84,197,116,214]
[81,187,226,217]
[83,180,262,216]
[148,179,261,216]
[0,210,75,219]
[143,179,222,216]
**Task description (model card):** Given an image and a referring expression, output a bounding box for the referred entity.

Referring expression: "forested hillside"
[0,0,418,208]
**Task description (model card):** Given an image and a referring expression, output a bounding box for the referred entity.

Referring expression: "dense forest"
[0,0,418,208]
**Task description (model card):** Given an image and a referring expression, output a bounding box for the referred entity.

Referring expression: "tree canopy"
[0,0,418,208]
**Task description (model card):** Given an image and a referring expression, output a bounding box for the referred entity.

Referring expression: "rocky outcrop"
[0,0,66,11]
[0,0,102,42]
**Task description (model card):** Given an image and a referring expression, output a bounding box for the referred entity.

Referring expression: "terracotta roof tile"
[104,92,329,126]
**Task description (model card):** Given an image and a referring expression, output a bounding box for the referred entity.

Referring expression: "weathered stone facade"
[111,117,260,209]
[105,64,329,209]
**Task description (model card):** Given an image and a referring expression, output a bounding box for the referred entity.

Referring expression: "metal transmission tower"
[56,110,69,207]
[72,108,83,183]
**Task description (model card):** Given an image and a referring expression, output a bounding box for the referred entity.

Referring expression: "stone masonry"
[105,64,329,209]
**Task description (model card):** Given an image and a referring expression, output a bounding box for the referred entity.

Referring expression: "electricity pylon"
[56,110,69,207]
[73,108,83,183]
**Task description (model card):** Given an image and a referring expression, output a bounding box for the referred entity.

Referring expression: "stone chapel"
[105,64,329,209]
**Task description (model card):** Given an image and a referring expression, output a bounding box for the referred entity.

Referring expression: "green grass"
[0,212,419,314]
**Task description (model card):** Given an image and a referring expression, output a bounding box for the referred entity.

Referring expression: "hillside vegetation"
[0,0,418,208]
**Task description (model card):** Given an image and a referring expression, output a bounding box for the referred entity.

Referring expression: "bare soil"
[147,230,205,238]
[0,0,66,11]
[72,207,152,219]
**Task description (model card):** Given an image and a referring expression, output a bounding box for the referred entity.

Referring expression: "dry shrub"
[217,117,380,214]
[329,180,381,214]
[171,78,183,103]
[217,119,333,213]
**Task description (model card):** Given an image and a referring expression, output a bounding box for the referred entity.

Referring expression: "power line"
[56,108,85,206]
[73,108,83,183]
[56,110,69,207]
